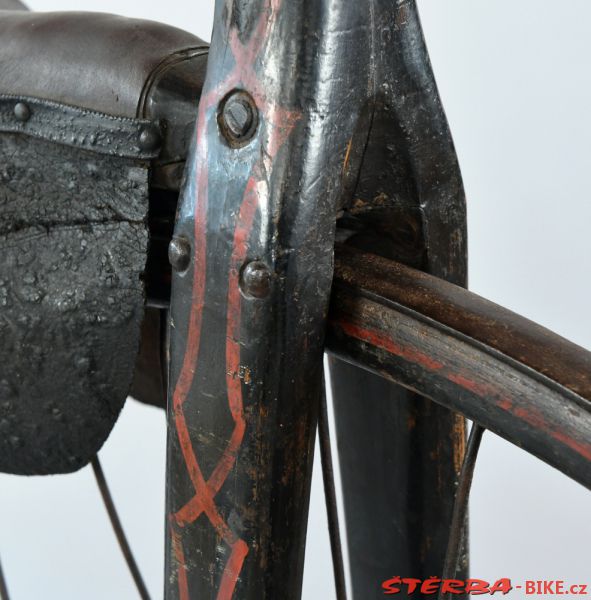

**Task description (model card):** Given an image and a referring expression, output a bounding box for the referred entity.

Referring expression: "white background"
[1,1,591,598]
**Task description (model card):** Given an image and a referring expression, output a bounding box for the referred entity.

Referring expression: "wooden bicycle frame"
[163,1,591,599]
[165,0,465,598]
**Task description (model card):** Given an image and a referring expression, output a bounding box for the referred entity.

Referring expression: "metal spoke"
[91,456,151,600]
[0,556,10,600]
[318,385,348,600]
[439,424,485,600]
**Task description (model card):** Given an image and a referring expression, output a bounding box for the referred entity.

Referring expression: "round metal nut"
[138,124,161,152]
[14,102,31,122]
[168,236,191,273]
[219,90,258,146]
[240,261,271,298]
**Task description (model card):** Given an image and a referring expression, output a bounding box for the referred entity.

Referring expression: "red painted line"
[213,177,260,598]
[552,428,591,462]
[337,319,591,464]
[335,319,445,372]
[509,404,591,463]
[447,372,499,398]
[170,72,248,593]
[170,83,211,599]
[170,521,189,600]
[169,0,300,596]
[217,540,250,600]
[171,101,246,592]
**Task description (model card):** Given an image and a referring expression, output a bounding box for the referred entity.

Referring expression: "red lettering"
[526,581,536,594]
[420,578,440,594]
[382,576,401,595]
[489,579,513,595]
[465,579,491,595]
[440,580,465,595]
[571,583,587,596]
[543,581,555,594]
[402,578,422,594]
[556,581,564,594]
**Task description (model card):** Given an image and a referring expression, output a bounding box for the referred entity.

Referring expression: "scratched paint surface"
[168,3,300,597]
[326,286,591,490]
[165,0,372,597]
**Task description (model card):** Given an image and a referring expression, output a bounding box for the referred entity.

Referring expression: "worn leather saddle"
[0,11,207,474]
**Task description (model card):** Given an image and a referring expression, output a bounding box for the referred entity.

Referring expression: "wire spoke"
[439,424,486,600]
[319,385,348,600]
[0,555,10,600]
[91,456,151,600]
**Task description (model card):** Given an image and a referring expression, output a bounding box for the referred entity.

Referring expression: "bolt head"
[168,237,191,273]
[138,124,161,152]
[219,91,258,146]
[14,102,30,122]
[240,261,271,298]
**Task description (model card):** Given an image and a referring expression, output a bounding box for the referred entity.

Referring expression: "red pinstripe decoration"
[170,1,301,597]
[335,318,591,464]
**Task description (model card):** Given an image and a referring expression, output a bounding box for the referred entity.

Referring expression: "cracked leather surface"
[0,134,148,474]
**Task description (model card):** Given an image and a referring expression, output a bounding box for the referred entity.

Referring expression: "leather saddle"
[0,11,207,474]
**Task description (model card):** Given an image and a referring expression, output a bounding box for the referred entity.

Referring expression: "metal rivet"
[14,102,30,122]
[168,237,191,273]
[219,90,258,146]
[240,261,271,298]
[138,124,161,152]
